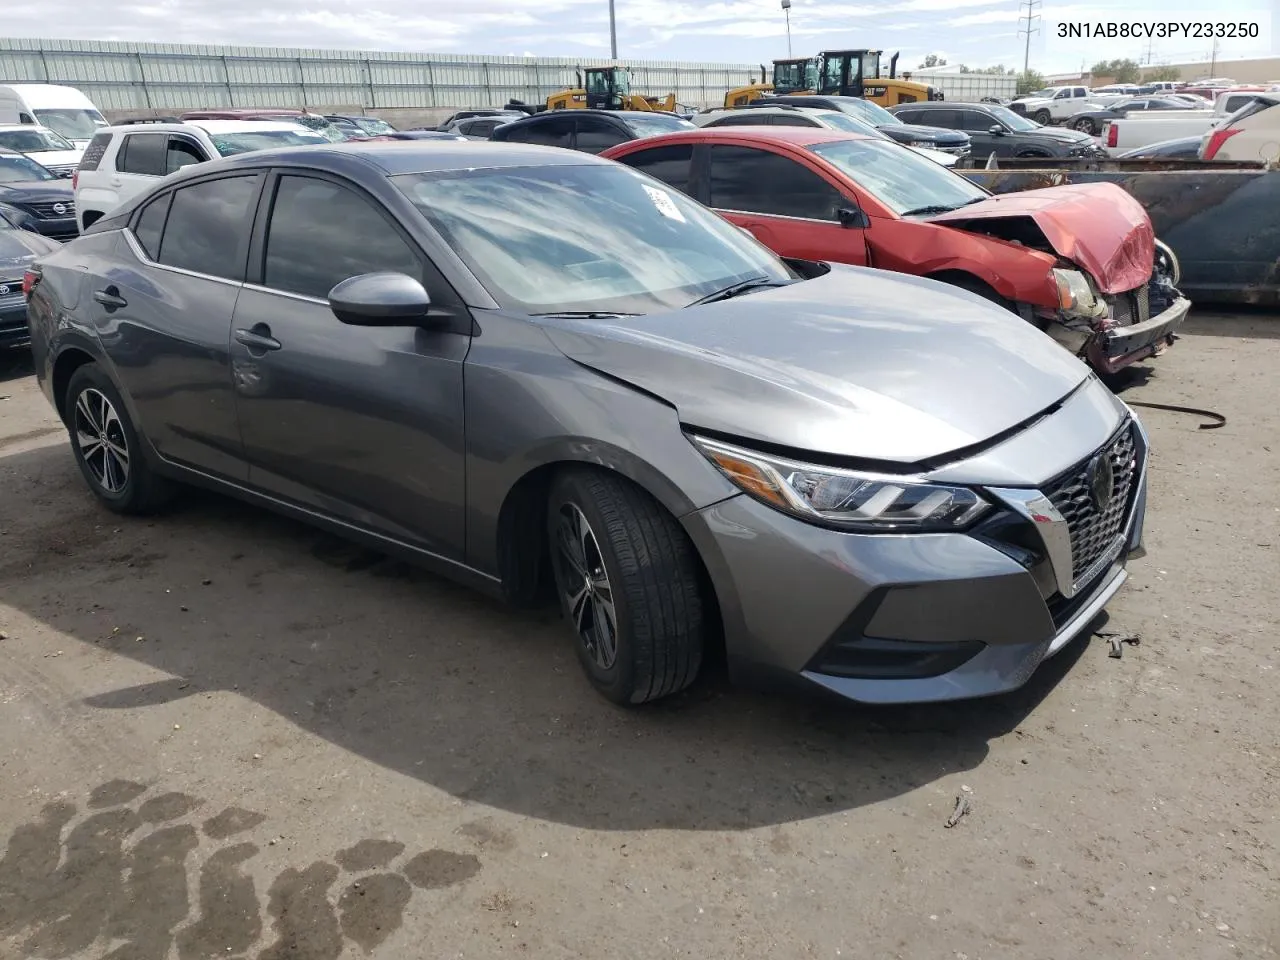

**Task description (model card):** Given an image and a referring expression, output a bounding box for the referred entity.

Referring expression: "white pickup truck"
[1012,86,1121,125]
[1101,92,1264,152]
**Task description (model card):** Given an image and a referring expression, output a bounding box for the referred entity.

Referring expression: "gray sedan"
[25,142,1149,706]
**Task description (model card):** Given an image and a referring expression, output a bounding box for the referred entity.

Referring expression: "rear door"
[706,143,868,264]
[112,132,168,207]
[96,172,262,480]
[229,171,470,558]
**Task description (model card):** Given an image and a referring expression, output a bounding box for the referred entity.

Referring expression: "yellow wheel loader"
[546,66,676,112]
[723,58,819,107]
[815,50,944,106]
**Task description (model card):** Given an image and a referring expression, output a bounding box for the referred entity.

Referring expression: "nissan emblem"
[52,202,68,215]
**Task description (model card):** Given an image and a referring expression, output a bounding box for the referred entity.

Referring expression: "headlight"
[1053,268,1104,317]
[899,139,929,147]
[0,201,31,229]
[691,435,990,532]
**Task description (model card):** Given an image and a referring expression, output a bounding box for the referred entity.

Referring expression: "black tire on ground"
[1015,150,1051,159]
[1074,117,1097,135]
[1032,109,1051,125]
[547,468,705,705]
[64,363,174,515]
[938,274,1016,313]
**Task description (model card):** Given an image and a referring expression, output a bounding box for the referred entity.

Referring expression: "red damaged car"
[601,128,1188,374]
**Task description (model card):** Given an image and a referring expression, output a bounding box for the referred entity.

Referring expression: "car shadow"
[0,442,1090,832]
[0,348,34,383]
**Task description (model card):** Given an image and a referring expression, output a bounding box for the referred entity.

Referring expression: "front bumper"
[0,291,27,346]
[682,402,1148,705]
[1102,296,1190,368]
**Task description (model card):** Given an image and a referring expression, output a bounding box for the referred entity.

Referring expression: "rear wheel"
[547,468,705,705]
[1074,117,1097,135]
[64,364,173,514]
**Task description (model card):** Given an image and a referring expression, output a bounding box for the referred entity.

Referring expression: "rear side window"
[709,145,844,221]
[575,116,628,154]
[263,175,421,300]
[78,132,111,171]
[117,133,167,176]
[132,193,171,260]
[157,175,258,280]
[615,144,694,193]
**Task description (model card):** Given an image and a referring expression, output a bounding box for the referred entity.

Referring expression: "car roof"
[196,140,613,178]
[607,127,875,148]
[181,108,313,118]
[185,118,316,134]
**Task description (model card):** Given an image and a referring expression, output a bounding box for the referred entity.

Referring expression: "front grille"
[1042,424,1139,589]
[1107,283,1152,327]
[24,200,75,219]
[0,277,22,310]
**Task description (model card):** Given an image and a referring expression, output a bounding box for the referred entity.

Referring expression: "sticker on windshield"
[642,184,686,223]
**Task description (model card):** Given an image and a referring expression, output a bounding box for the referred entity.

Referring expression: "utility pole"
[609,0,617,60]
[781,0,793,58]
[1018,0,1041,75]
[1209,37,1219,76]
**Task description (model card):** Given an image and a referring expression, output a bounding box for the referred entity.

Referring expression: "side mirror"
[837,206,870,229]
[329,272,435,327]
[988,125,1005,136]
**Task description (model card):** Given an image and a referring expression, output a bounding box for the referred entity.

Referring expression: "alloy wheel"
[554,502,618,670]
[73,387,130,494]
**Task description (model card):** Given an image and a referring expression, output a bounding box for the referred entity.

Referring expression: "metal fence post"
[365,58,376,109]
[221,55,233,107]
[297,56,307,109]
[135,51,153,110]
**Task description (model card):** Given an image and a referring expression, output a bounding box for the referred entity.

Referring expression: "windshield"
[0,154,56,183]
[0,128,75,153]
[396,164,794,315]
[814,111,887,138]
[32,108,107,141]
[985,104,1040,131]
[354,117,396,135]
[861,52,881,81]
[833,97,900,126]
[624,114,696,137]
[809,139,987,216]
[773,60,816,93]
[210,130,331,156]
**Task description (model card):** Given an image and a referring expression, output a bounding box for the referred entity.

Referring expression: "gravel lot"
[1,313,1277,960]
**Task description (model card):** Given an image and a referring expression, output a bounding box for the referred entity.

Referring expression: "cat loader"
[546,66,676,112]
[723,59,817,107]
[814,50,944,106]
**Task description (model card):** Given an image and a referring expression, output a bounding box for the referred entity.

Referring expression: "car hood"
[25,149,81,168]
[1024,126,1095,144]
[0,180,74,203]
[928,182,1154,294]
[0,228,60,263]
[882,123,968,145]
[908,145,957,166]
[537,265,1089,464]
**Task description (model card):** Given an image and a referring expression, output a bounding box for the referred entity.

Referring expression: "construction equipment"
[815,50,943,106]
[723,59,819,107]
[546,66,676,112]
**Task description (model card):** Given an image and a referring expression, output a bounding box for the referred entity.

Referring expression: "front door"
[229,172,470,559]
[706,144,869,265]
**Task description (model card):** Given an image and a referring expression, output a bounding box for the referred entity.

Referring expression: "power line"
[1018,0,1041,75]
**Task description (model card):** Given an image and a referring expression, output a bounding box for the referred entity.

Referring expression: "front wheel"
[64,364,174,514]
[1033,109,1051,125]
[547,468,705,705]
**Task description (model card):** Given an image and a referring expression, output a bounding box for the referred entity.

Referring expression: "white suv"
[0,123,83,177]
[74,118,328,231]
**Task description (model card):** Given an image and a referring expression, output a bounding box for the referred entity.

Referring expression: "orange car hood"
[928,182,1154,295]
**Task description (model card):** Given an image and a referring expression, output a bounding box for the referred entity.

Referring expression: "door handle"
[234,324,282,352]
[93,286,127,309]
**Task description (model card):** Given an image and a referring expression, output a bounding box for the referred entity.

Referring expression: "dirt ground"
[1,313,1277,960]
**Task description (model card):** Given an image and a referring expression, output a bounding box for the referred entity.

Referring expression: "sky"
[7,0,1277,75]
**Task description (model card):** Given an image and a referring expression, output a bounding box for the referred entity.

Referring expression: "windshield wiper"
[529,311,642,318]
[686,277,786,307]
[900,204,963,217]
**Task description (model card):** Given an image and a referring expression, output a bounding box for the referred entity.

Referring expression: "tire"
[547,468,705,705]
[938,274,1016,313]
[1015,150,1050,160]
[64,363,174,514]
[1074,117,1097,135]
[1032,109,1051,125]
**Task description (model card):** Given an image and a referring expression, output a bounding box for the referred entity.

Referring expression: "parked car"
[1199,94,1280,161]
[750,95,971,156]
[0,124,83,177]
[0,210,61,347]
[356,131,468,142]
[0,84,108,147]
[1168,93,1215,108]
[1010,85,1111,124]
[25,140,1150,706]
[891,101,1104,161]
[74,119,330,231]
[441,113,524,136]
[602,127,1187,375]
[694,105,958,166]
[0,148,78,241]
[1066,97,1205,137]
[1115,136,1204,159]
[179,109,349,142]
[324,114,398,137]
[490,110,694,153]
[436,109,523,130]
[1099,93,1256,152]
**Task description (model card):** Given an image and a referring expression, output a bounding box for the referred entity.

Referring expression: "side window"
[956,110,994,132]
[614,144,693,194]
[18,112,33,124]
[117,133,166,176]
[893,109,925,125]
[713,113,770,126]
[574,116,627,154]
[920,109,959,127]
[157,175,258,280]
[165,136,205,174]
[78,132,111,171]
[709,145,844,221]
[132,193,171,260]
[263,175,422,301]
[771,114,820,126]
[1053,89,1070,100]
[516,117,574,148]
